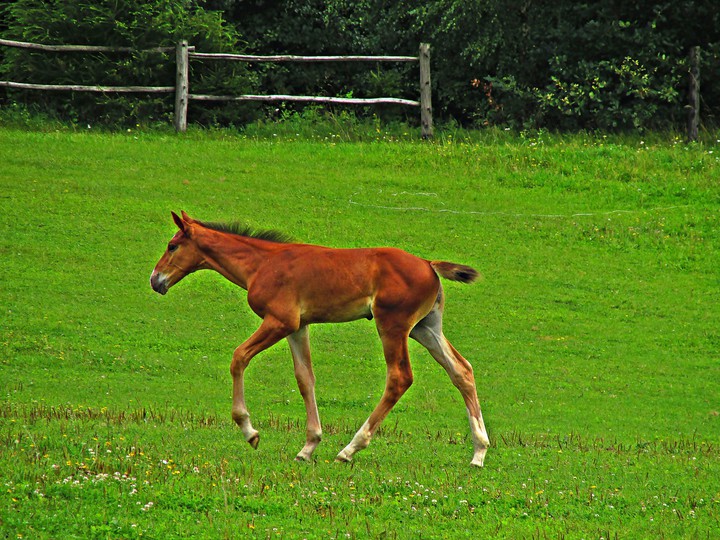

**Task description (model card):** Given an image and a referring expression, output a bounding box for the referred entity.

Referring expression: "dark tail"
[430,261,480,284]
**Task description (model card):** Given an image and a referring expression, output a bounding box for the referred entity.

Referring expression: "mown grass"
[1,125,719,538]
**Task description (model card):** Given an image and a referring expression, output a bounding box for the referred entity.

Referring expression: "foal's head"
[150,211,207,295]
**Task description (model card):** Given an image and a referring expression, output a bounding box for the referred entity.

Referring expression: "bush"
[2,0,719,131]
[0,0,259,127]
[406,1,718,131]
[213,0,720,131]
[205,0,422,124]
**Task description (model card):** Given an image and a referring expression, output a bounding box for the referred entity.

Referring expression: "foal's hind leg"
[287,326,323,461]
[410,305,490,467]
[336,319,414,463]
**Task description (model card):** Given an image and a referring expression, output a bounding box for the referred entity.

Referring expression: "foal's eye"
[168,243,179,253]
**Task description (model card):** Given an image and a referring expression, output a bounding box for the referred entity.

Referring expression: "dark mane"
[198,220,293,244]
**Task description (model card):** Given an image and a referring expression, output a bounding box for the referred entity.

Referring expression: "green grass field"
[1,126,719,538]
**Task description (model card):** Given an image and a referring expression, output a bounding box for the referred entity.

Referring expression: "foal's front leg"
[231,316,293,448]
[287,326,323,461]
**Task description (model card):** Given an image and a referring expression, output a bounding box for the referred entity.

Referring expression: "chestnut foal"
[150,211,489,466]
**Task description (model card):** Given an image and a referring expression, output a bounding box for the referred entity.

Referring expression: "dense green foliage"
[1,0,719,129]
[1,127,719,537]
[218,0,720,130]
[0,0,259,126]
[425,1,720,130]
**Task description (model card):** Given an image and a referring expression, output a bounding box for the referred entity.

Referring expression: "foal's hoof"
[470,449,487,467]
[247,433,260,449]
[334,451,352,463]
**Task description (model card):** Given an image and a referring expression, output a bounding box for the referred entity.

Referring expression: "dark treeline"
[1,0,718,131]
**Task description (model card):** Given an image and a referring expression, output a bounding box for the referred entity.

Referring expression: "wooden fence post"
[419,43,433,139]
[687,46,700,142]
[174,40,189,133]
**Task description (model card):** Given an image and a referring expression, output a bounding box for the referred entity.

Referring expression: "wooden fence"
[0,38,433,137]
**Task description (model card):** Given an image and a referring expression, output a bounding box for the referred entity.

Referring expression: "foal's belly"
[300,296,374,324]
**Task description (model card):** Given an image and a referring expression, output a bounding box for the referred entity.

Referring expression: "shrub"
[2,0,719,130]
[0,0,259,127]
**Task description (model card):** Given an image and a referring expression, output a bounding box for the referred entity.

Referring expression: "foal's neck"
[195,228,278,290]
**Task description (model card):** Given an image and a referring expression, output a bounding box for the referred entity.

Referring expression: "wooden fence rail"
[0,81,174,94]
[0,37,433,137]
[0,37,175,54]
[189,52,419,62]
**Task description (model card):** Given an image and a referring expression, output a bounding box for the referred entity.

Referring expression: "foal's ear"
[171,211,186,233]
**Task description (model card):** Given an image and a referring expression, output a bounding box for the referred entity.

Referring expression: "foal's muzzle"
[150,272,169,295]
